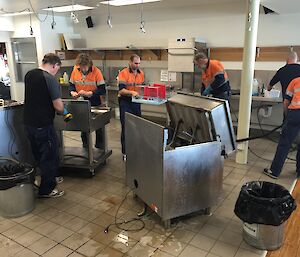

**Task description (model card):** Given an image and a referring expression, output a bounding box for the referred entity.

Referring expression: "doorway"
[0,42,11,100]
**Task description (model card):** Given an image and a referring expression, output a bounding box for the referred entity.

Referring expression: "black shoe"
[263,168,278,179]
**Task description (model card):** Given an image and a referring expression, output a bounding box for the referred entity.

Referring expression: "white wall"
[72,3,300,71]
[0,17,14,32]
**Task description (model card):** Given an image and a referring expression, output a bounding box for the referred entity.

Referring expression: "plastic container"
[63,72,69,83]
[252,79,259,96]
[0,161,35,218]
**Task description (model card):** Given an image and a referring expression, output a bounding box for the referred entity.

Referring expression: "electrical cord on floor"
[104,189,153,234]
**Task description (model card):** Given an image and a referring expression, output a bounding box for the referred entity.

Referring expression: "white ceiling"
[0,0,299,15]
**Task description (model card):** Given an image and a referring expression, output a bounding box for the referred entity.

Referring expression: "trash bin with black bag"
[234,181,296,250]
[0,158,36,218]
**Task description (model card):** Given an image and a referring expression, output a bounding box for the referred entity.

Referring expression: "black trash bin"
[0,159,36,218]
[234,181,296,250]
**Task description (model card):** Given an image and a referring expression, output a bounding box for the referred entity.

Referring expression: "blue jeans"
[119,99,141,154]
[270,109,300,177]
[25,125,59,195]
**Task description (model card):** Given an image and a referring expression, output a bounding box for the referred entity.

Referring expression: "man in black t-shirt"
[268,51,300,100]
[24,53,65,198]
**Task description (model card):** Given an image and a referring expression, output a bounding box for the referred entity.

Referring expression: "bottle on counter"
[261,83,265,97]
[63,72,69,84]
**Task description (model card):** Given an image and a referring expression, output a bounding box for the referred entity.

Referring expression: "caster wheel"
[89,170,95,177]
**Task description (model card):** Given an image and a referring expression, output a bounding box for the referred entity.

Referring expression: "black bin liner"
[234,181,296,226]
[0,161,35,190]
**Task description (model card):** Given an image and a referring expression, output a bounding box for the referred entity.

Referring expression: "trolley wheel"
[163,219,171,229]
[89,169,95,177]
[204,207,212,216]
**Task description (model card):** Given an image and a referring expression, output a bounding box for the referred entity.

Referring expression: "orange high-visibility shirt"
[201,60,228,88]
[118,67,144,92]
[70,65,105,92]
[286,77,300,109]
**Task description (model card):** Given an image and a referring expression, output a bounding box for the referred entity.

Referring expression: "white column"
[236,0,260,164]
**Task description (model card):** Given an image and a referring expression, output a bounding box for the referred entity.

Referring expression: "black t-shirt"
[24,68,61,127]
[270,63,300,99]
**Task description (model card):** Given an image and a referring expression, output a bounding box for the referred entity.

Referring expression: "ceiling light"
[101,0,161,7]
[43,5,94,13]
[140,20,146,33]
[0,11,33,17]
[70,12,79,23]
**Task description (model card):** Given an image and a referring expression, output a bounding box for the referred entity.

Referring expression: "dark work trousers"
[81,129,103,148]
[25,125,58,195]
[270,109,300,177]
[119,98,141,154]
[213,90,231,103]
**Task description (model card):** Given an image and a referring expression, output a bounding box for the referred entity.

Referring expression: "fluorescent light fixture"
[101,0,161,7]
[43,5,94,13]
[1,11,33,17]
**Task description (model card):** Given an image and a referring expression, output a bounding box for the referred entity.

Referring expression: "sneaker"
[263,168,278,179]
[39,188,65,198]
[56,176,64,184]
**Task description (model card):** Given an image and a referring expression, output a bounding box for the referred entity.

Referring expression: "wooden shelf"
[55,49,168,61]
[210,46,300,62]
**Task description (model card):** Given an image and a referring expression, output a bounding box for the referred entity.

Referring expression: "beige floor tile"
[77,222,102,238]
[206,253,221,257]
[61,232,90,250]
[66,204,90,216]
[14,230,43,247]
[150,250,175,257]
[170,228,196,244]
[96,246,124,257]
[0,234,25,256]
[42,244,73,257]
[210,241,239,257]
[68,252,85,257]
[127,227,150,241]
[78,208,102,221]
[178,245,208,257]
[28,236,57,255]
[63,217,89,232]
[189,233,216,251]
[37,207,61,220]
[21,215,47,229]
[141,231,168,248]
[127,242,156,257]
[76,239,106,257]
[218,227,243,247]
[160,238,186,256]
[14,248,39,257]
[0,219,16,233]
[33,220,60,236]
[199,224,225,239]
[207,216,231,229]
[92,212,115,227]
[47,226,74,242]
[2,223,30,240]
[50,211,75,225]
[93,229,117,245]
[234,248,264,257]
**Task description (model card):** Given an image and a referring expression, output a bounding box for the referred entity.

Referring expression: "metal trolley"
[126,93,236,227]
[54,99,112,176]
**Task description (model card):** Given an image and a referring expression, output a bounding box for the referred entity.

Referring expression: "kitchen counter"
[231,94,282,104]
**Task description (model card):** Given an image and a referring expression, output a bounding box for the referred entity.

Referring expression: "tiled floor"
[0,118,297,257]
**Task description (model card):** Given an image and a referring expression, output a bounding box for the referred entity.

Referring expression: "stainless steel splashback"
[166,93,236,155]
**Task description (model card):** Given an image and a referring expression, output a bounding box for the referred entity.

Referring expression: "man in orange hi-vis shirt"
[118,54,144,160]
[69,53,106,148]
[194,52,231,102]
[264,75,300,179]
